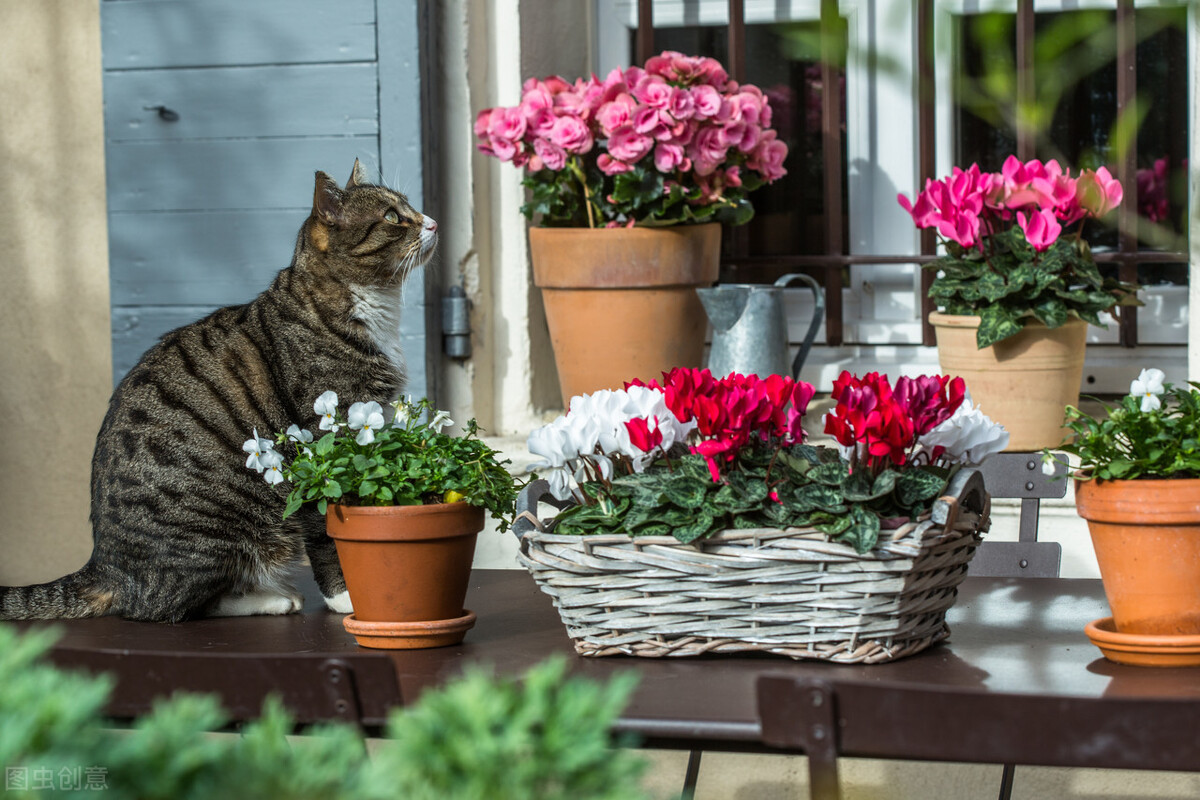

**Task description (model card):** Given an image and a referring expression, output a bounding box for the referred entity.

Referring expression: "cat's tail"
[0,562,115,620]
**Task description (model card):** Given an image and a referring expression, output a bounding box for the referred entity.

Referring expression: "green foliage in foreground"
[552,443,953,554]
[0,625,647,800]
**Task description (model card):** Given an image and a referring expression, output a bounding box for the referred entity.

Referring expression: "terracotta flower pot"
[529,224,721,406]
[1075,478,1200,637]
[928,311,1086,451]
[326,502,484,649]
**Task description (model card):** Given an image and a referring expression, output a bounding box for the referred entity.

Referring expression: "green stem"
[568,157,598,229]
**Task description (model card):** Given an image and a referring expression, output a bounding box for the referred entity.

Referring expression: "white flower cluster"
[527,386,696,501]
[916,390,1010,466]
[244,391,456,486]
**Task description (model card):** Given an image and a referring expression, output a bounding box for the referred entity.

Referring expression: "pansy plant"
[1043,368,1200,481]
[244,395,520,531]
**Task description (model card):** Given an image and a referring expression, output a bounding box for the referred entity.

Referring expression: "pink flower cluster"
[475,51,788,190]
[824,372,965,472]
[629,368,815,481]
[898,156,1123,253]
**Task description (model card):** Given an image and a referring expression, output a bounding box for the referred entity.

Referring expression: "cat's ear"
[346,159,371,189]
[312,171,345,225]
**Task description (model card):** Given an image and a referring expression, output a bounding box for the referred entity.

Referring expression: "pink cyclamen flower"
[625,417,664,453]
[1016,208,1062,252]
[1076,166,1123,219]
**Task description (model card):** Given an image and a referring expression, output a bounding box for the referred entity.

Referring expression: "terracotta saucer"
[1084,617,1200,667]
[343,610,476,650]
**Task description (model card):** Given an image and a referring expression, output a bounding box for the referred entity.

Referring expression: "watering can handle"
[772,273,825,381]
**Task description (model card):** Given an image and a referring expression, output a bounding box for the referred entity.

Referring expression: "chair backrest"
[968,452,1067,578]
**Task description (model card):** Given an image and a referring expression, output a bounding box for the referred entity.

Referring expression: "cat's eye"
[384,209,400,224]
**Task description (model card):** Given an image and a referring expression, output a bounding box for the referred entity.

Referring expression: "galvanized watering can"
[696,273,825,380]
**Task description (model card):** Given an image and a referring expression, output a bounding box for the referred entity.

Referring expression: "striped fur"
[0,162,436,622]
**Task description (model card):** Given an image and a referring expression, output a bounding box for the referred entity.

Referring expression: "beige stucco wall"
[0,0,111,584]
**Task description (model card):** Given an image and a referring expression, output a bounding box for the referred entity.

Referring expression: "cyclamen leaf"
[976,305,1024,348]
[664,480,710,510]
[835,505,882,554]
[809,461,850,487]
[896,469,949,507]
[672,511,717,544]
[788,483,846,514]
[630,522,671,538]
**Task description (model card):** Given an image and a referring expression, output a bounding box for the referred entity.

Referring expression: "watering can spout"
[695,286,751,334]
[698,273,825,380]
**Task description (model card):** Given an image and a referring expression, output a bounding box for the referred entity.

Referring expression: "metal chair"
[743,453,1069,800]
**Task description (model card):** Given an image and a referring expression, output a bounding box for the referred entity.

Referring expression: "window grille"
[631,0,1189,349]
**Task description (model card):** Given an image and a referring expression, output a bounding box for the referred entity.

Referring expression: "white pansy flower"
[428,409,454,432]
[285,424,313,444]
[917,391,1010,465]
[1129,368,1166,413]
[390,396,413,426]
[261,449,285,485]
[242,428,275,473]
[1041,453,1059,477]
[348,401,386,445]
[314,391,339,431]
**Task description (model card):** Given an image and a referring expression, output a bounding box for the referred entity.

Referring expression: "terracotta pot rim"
[326,502,485,543]
[1074,475,1200,524]
[529,222,720,235]
[327,501,481,517]
[927,310,1088,331]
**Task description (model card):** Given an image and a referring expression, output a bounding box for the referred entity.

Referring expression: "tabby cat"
[0,161,436,622]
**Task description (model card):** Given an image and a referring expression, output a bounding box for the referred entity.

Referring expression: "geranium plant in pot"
[1043,369,1200,664]
[517,368,1008,662]
[247,394,518,649]
[897,156,1141,450]
[475,51,789,404]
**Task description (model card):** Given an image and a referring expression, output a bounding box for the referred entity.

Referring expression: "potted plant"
[1043,369,1200,665]
[248,395,519,649]
[518,368,1008,662]
[897,157,1141,450]
[475,51,789,406]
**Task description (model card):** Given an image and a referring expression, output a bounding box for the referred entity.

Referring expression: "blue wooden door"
[100,0,432,399]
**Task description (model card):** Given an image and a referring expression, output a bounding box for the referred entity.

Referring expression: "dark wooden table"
[16,569,1200,781]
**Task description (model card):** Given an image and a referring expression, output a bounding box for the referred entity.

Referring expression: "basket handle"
[512,479,577,539]
[932,468,988,531]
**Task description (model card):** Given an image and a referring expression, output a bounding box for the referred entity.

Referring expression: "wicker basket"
[514,469,989,663]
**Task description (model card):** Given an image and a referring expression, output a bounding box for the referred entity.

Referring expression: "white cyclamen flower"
[242,428,275,473]
[428,409,454,432]
[261,449,285,485]
[285,424,313,444]
[314,391,340,430]
[348,401,386,445]
[917,391,1010,466]
[1129,368,1166,412]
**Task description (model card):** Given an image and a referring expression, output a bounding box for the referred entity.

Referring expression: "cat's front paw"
[323,590,353,614]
